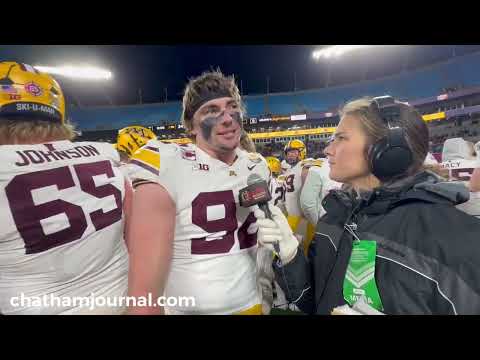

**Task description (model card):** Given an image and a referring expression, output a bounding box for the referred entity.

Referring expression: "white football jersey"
[0,140,129,315]
[441,159,480,218]
[283,161,303,218]
[270,175,286,210]
[282,159,320,245]
[283,159,321,219]
[280,160,291,174]
[300,161,342,225]
[127,141,270,314]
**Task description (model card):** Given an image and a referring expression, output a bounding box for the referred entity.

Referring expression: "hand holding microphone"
[254,206,299,264]
[239,174,299,264]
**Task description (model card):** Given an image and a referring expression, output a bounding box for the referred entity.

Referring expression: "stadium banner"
[248,127,336,140]
[272,115,290,122]
[162,137,192,144]
[409,86,480,107]
[164,127,336,143]
[258,117,272,123]
[242,109,449,126]
[306,111,339,121]
[422,112,446,122]
[290,114,307,121]
[445,104,480,119]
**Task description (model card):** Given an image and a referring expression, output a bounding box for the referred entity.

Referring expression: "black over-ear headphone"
[368,96,413,180]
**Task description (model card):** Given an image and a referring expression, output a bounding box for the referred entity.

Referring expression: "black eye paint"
[200,115,219,141]
[199,111,243,141]
[230,112,242,127]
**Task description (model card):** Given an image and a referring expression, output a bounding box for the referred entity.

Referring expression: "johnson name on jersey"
[127,141,271,314]
[0,140,129,314]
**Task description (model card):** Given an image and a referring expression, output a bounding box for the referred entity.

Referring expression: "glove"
[254,205,299,264]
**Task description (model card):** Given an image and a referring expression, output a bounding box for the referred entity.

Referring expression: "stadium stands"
[70,52,480,131]
[71,52,480,160]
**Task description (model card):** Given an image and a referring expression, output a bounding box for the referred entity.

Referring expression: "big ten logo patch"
[194,163,210,171]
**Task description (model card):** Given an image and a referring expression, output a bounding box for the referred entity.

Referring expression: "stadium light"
[313,45,402,60]
[312,45,372,60]
[33,65,113,80]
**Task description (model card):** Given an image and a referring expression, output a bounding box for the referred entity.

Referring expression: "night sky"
[1,45,479,107]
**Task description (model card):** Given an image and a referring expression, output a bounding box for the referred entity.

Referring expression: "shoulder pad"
[302,158,324,168]
[247,152,264,164]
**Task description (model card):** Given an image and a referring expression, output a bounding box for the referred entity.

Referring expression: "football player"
[0,62,130,314]
[300,157,342,226]
[282,139,307,228]
[126,70,270,315]
[266,156,286,210]
[442,137,480,218]
[115,126,157,164]
[281,140,321,250]
[272,140,319,312]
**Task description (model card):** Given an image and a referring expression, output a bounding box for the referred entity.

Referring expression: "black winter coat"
[273,171,480,315]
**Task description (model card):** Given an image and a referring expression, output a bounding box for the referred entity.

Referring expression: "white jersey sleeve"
[300,161,342,225]
[300,166,325,225]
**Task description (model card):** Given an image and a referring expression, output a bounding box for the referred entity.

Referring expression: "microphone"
[239,174,280,254]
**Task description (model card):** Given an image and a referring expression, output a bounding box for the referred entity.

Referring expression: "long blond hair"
[239,131,256,152]
[0,117,77,145]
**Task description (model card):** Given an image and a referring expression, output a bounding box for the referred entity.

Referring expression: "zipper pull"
[344,223,361,243]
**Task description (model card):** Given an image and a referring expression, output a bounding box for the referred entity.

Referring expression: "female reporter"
[255,96,480,315]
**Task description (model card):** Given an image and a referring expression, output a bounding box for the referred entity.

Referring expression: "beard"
[286,157,299,165]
